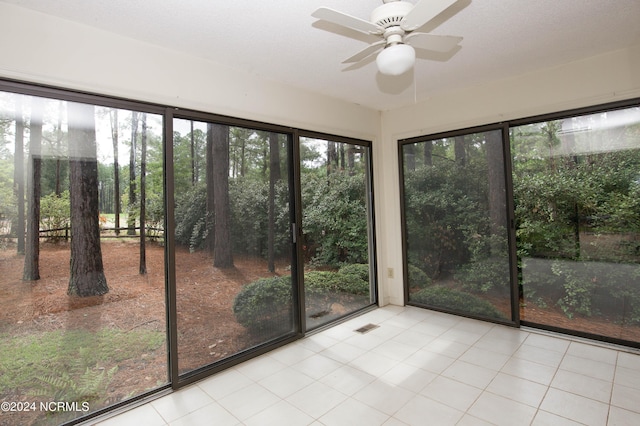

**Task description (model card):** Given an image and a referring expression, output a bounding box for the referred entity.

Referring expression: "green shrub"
[0,159,16,235]
[232,276,294,335]
[338,263,369,282]
[174,179,292,257]
[305,270,369,295]
[174,184,207,251]
[301,172,369,268]
[410,286,506,320]
[233,267,371,334]
[40,191,70,242]
[407,264,431,289]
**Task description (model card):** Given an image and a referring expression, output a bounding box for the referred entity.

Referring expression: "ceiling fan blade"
[342,41,386,64]
[405,33,462,52]
[401,0,459,31]
[312,7,383,35]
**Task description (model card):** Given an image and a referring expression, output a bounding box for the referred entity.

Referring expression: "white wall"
[375,44,640,305]
[0,3,379,140]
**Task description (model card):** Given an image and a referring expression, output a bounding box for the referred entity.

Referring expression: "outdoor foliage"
[305,269,369,295]
[0,157,15,239]
[513,114,640,323]
[230,177,291,257]
[232,276,294,335]
[174,184,207,252]
[0,328,164,400]
[40,191,70,242]
[233,267,370,334]
[301,171,369,268]
[455,232,509,294]
[402,134,510,320]
[411,286,506,319]
[173,158,370,266]
[402,151,489,280]
[337,263,370,284]
[406,263,431,290]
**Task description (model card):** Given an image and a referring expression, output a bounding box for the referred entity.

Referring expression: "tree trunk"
[405,144,416,171]
[327,141,337,175]
[347,145,355,175]
[211,123,233,268]
[267,132,281,272]
[67,102,108,297]
[139,114,147,274]
[23,97,42,281]
[486,131,507,240]
[54,103,64,196]
[423,141,433,167]
[13,97,25,254]
[128,111,138,235]
[205,123,215,253]
[240,136,246,177]
[454,136,466,167]
[110,109,121,235]
[190,120,196,185]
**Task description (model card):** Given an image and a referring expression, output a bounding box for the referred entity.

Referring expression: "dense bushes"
[411,286,506,320]
[40,191,71,242]
[301,172,369,267]
[174,179,291,255]
[522,258,640,323]
[406,264,431,289]
[305,269,369,295]
[232,276,294,335]
[174,184,207,251]
[174,169,370,267]
[230,178,291,257]
[233,266,370,334]
[514,146,640,323]
[454,232,509,294]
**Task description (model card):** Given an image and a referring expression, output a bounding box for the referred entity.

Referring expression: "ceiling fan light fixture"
[376,43,415,75]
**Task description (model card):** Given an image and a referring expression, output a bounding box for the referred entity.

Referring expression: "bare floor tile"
[100,306,640,426]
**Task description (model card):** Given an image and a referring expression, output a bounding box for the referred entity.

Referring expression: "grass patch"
[0,328,165,397]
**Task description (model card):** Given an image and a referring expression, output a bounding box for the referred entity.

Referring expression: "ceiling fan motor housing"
[371,1,413,29]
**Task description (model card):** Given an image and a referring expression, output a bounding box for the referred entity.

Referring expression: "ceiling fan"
[312,0,463,76]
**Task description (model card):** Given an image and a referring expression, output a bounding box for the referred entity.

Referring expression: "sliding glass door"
[400,127,514,323]
[0,80,379,423]
[512,106,640,344]
[0,90,168,425]
[298,135,376,331]
[172,118,297,377]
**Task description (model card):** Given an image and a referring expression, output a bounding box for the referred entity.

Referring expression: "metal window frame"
[0,77,381,424]
[296,129,379,333]
[397,97,640,348]
[509,98,640,349]
[398,122,519,327]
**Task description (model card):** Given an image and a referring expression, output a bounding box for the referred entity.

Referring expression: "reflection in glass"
[173,121,295,374]
[299,137,375,330]
[0,91,168,425]
[401,130,511,321]
[512,107,640,343]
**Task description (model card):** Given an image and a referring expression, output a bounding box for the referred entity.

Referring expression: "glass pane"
[402,130,511,321]
[300,137,375,330]
[173,121,295,375]
[512,107,640,343]
[0,92,168,425]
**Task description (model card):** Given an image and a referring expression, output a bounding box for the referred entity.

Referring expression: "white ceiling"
[2,0,640,111]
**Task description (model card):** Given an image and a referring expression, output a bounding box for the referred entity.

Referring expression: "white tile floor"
[95,306,640,426]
